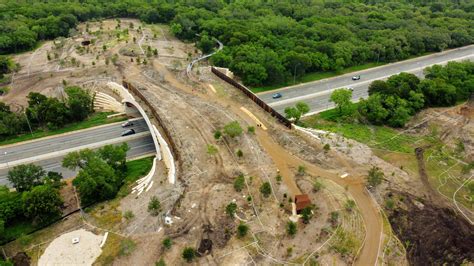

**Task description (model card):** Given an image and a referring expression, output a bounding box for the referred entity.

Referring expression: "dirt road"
[253,128,382,266]
[217,95,382,265]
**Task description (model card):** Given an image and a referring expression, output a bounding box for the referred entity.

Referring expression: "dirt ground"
[2,18,472,266]
[387,191,474,265]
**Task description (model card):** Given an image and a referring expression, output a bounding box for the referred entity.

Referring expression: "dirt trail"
[253,128,382,266]
[210,92,382,265]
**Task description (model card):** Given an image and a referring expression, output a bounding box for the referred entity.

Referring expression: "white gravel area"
[38,229,103,266]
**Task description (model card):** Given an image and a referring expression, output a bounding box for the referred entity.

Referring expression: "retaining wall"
[211,67,292,128]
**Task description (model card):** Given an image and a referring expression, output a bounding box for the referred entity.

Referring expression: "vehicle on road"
[272,93,282,99]
[121,121,134,127]
[121,129,135,136]
[352,75,361,80]
[347,86,354,91]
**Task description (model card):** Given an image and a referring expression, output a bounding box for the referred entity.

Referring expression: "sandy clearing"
[38,229,103,266]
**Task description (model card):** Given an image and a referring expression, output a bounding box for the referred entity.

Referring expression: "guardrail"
[211,67,292,128]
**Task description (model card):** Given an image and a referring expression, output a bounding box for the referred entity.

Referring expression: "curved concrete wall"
[107,82,176,186]
[107,82,161,161]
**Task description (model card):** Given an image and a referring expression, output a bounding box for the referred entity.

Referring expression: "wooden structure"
[295,194,311,214]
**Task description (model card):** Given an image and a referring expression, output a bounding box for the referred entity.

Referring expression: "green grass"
[304,110,418,153]
[0,112,126,146]
[1,220,37,245]
[251,62,385,93]
[117,156,154,197]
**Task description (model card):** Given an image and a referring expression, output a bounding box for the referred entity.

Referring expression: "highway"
[0,118,155,186]
[258,45,474,115]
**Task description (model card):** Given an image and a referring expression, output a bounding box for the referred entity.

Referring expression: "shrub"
[162,237,172,249]
[123,210,134,220]
[148,196,161,216]
[234,174,245,192]
[237,223,249,238]
[182,247,196,263]
[286,221,297,236]
[259,182,272,198]
[236,149,243,157]
[225,202,237,217]
[213,130,222,140]
[223,121,243,138]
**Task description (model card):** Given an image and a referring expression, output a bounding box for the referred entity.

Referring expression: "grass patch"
[330,228,359,257]
[117,156,154,197]
[124,157,154,183]
[304,115,418,153]
[93,233,124,265]
[252,62,385,93]
[0,112,126,146]
[2,220,37,245]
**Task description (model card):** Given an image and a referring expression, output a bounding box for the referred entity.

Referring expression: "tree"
[284,101,309,123]
[225,202,237,217]
[98,143,129,173]
[182,247,196,263]
[223,121,243,138]
[286,221,297,236]
[162,238,172,250]
[368,80,389,95]
[43,171,63,189]
[330,88,352,114]
[358,94,389,125]
[22,185,63,224]
[237,223,249,238]
[7,164,46,192]
[367,166,384,188]
[313,180,323,192]
[259,182,272,198]
[65,86,93,122]
[148,196,161,216]
[197,33,214,53]
[234,174,245,192]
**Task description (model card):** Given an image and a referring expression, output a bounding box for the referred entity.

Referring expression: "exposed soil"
[387,191,474,265]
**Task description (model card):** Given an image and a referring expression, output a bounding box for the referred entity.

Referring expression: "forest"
[1,0,473,86]
[325,61,474,127]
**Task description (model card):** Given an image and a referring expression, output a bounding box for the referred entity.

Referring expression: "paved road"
[258,45,474,115]
[0,119,148,164]
[0,119,155,186]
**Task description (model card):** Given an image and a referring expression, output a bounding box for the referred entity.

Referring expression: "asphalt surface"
[258,45,474,115]
[0,119,148,164]
[0,119,155,186]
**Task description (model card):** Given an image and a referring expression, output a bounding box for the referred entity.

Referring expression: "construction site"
[1,18,472,266]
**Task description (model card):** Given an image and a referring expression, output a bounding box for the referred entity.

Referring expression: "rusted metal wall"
[211,67,292,128]
[122,80,180,161]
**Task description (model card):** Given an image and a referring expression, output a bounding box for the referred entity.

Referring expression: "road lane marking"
[258,44,474,96]
[0,132,151,170]
[269,54,474,108]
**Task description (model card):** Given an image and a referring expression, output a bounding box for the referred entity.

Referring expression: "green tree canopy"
[22,185,63,224]
[223,121,243,138]
[330,88,352,114]
[7,164,46,192]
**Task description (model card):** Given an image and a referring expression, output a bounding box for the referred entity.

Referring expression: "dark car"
[121,121,134,127]
[121,129,135,136]
[272,93,282,99]
[352,75,361,81]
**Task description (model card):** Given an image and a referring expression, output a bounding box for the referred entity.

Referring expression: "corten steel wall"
[211,67,292,128]
[122,80,180,162]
